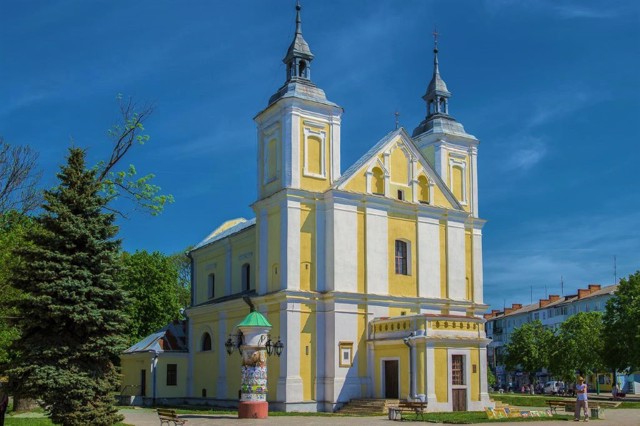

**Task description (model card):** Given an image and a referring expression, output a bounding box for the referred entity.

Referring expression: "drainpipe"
[403,332,416,400]
[152,351,159,406]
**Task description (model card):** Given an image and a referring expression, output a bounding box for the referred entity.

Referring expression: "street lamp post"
[225,310,284,419]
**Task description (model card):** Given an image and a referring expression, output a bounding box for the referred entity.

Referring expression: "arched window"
[201,332,212,351]
[242,263,251,292]
[207,273,215,299]
[299,60,307,78]
[418,175,430,204]
[372,167,384,195]
[395,240,409,275]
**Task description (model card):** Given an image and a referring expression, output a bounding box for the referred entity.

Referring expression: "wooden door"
[452,389,467,411]
[384,360,399,399]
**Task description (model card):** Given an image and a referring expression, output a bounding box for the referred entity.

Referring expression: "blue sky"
[1,0,638,311]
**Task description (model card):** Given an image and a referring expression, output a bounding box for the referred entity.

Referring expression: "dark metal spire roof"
[283,1,313,64]
[423,33,451,101]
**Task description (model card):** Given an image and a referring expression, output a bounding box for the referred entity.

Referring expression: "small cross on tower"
[394,110,400,130]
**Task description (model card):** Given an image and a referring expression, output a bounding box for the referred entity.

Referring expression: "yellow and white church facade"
[122,4,491,412]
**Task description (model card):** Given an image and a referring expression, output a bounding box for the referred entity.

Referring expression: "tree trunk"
[12,396,38,412]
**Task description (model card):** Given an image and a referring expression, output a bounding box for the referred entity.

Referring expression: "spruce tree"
[8,148,127,425]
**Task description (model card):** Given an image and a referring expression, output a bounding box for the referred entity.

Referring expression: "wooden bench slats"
[157,408,187,426]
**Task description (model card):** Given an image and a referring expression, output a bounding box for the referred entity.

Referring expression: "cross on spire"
[394,110,400,130]
[433,27,439,51]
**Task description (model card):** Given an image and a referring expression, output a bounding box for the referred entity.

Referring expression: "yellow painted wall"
[344,170,366,193]
[120,354,150,396]
[300,203,315,291]
[388,213,417,297]
[434,348,448,402]
[389,307,418,317]
[374,344,408,398]
[230,237,255,294]
[156,355,189,398]
[357,209,365,293]
[192,315,218,398]
[446,152,471,213]
[265,304,281,401]
[195,251,226,305]
[470,347,480,401]
[300,304,316,401]
[433,184,453,208]
[439,221,448,298]
[390,145,409,185]
[465,229,473,301]
[225,315,243,399]
[268,208,281,292]
[300,123,331,192]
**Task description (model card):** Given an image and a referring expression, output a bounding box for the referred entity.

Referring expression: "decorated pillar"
[237,311,271,419]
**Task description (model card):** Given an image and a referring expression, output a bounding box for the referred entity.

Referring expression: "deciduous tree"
[503,320,554,388]
[0,139,42,214]
[119,250,186,344]
[7,148,127,425]
[550,311,605,382]
[602,271,640,373]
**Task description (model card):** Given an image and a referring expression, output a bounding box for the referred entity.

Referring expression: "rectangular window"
[395,240,408,275]
[166,364,177,386]
[452,355,464,385]
[397,189,404,200]
[338,342,353,367]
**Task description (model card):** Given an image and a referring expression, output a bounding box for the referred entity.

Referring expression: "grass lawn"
[400,412,574,423]
[489,392,640,409]
[6,420,131,426]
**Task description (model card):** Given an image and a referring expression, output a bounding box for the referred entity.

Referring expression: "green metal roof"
[237,311,272,328]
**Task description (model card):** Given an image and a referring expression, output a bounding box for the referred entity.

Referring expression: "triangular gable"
[334,128,463,211]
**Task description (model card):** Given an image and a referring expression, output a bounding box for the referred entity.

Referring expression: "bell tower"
[254,1,343,200]
[412,33,480,217]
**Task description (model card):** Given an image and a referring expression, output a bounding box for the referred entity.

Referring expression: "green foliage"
[503,320,554,381]
[487,367,497,387]
[170,250,192,310]
[602,271,640,372]
[95,95,173,217]
[119,250,185,344]
[0,212,37,366]
[7,148,127,426]
[550,311,605,381]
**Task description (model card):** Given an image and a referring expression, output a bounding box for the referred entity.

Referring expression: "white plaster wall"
[331,302,361,402]
[332,203,358,293]
[278,302,303,402]
[366,207,388,295]
[446,222,466,301]
[282,199,301,291]
[472,229,483,304]
[417,217,441,298]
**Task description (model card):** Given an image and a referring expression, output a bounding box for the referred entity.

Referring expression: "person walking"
[574,376,589,422]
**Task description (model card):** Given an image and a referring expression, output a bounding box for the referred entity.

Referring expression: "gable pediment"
[334,128,463,210]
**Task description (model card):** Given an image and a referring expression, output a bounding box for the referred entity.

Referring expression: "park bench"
[388,400,428,421]
[546,399,621,418]
[157,408,187,426]
[546,399,571,414]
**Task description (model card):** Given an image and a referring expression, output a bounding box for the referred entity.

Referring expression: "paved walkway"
[121,408,640,425]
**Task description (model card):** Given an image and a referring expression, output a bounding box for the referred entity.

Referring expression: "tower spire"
[422,28,451,118]
[283,1,314,82]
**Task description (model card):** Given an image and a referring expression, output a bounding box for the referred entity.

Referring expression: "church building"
[121,3,491,412]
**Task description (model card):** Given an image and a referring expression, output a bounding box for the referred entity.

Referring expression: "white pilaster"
[278,302,303,402]
[331,202,358,293]
[472,228,484,304]
[470,146,479,217]
[217,313,228,398]
[417,216,440,298]
[315,202,327,292]
[258,208,268,295]
[283,110,294,188]
[330,115,341,183]
[365,207,388,295]
[446,221,466,300]
[225,241,232,296]
[479,347,491,406]
[425,343,437,406]
[281,199,301,291]
[186,316,194,397]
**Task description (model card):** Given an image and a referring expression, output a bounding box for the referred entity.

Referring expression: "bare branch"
[0,138,43,214]
[97,95,155,183]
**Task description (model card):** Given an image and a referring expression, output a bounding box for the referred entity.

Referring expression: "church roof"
[192,217,256,251]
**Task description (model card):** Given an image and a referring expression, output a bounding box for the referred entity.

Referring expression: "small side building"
[120,320,189,406]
